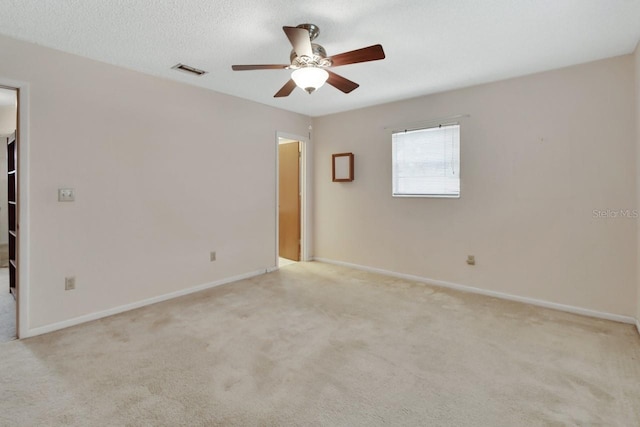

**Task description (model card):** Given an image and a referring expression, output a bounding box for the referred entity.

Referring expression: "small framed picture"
[332,153,354,182]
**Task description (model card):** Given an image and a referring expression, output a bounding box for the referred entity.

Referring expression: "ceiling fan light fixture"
[231,24,385,98]
[291,67,329,94]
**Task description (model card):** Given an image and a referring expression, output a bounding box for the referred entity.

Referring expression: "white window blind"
[392,124,460,197]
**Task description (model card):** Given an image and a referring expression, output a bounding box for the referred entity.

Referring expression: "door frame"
[0,78,30,339]
[275,131,310,266]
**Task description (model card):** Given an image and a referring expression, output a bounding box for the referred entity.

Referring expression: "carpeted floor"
[1,262,639,426]
[0,268,16,343]
[279,257,297,267]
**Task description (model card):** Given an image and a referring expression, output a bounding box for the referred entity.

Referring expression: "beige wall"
[0,103,17,135]
[635,42,640,325]
[313,55,637,317]
[0,95,16,246]
[0,35,310,330]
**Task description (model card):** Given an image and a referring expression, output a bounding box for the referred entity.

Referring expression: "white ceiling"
[0,1,639,117]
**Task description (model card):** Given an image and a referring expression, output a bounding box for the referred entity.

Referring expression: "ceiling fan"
[231,23,385,97]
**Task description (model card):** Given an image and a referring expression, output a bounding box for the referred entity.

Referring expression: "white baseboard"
[313,257,637,326]
[25,268,269,338]
[636,319,640,335]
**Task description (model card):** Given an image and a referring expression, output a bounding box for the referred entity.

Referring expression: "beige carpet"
[1,262,639,426]
[0,268,15,343]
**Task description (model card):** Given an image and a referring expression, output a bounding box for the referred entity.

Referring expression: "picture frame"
[332,152,354,182]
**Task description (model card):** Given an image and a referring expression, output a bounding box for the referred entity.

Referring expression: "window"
[392,124,460,198]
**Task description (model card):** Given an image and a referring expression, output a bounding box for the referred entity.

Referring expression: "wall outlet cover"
[58,188,75,202]
[65,276,76,290]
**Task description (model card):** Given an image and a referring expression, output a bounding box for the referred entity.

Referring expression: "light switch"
[58,188,75,202]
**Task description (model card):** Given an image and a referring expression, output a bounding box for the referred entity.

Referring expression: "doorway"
[276,133,308,267]
[278,139,301,265]
[0,86,17,342]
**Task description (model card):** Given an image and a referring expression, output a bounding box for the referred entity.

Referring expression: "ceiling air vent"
[171,63,207,76]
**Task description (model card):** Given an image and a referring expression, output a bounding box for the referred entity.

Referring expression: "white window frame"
[391,122,461,199]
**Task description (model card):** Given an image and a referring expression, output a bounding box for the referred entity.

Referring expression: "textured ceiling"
[0,1,639,117]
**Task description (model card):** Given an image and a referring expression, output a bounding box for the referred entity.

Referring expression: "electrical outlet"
[210,251,216,262]
[466,255,475,266]
[58,188,75,202]
[65,276,76,290]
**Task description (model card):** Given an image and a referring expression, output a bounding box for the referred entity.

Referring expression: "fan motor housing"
[296,23,320,41]
[290,44,332,68]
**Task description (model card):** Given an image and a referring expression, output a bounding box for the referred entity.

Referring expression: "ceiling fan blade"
[283,26,313,57]
[232,64,289,71]
[329,44,385,67]
[326,71,359,94]
[274,79,297,98]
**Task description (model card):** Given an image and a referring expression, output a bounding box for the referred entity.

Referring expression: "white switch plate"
[58,188,75,202]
